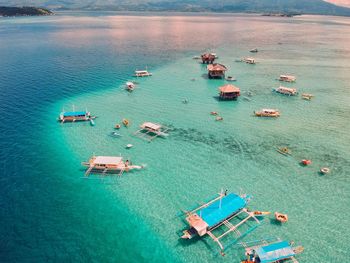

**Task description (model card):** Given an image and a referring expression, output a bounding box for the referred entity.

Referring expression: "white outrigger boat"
[279,75,296,82]
[180,190,261,254]
[240,238,303,263]
[134,122,169,142]
[273,86,298,96]
[82,155,143,176]
[243,57,256,64]
[134,69,152,77]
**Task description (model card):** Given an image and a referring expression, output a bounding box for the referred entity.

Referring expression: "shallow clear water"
[0,13,349,262]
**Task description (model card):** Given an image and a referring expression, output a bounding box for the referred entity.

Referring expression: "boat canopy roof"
[255,241,295,263]
[142,122,161,130]
[135,70,149,73]
[280,74,295,78]
[93,156,123,165]
[196,193,247,228]
[63,111,87,117]
[262,109,277,112]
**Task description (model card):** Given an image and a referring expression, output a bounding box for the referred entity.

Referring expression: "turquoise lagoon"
[0,13,350,262]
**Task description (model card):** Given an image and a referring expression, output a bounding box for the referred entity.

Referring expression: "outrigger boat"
[134,122,169,142]
[301,93,314,100]
[243,57,256,64]
[134,69,152,77]
[277,147,291,156]
[123,119,130,127]
[180,191,261,253]
[58,110,96,123]
[279,75,296,82]
[252,211,271,217]
[275,212,288,223]
[273,86,298,96]
[82,155,143,176]
[240,238,303,263]
[254,109,280,117]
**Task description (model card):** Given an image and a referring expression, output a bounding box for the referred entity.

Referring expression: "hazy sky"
[325,0,350,7]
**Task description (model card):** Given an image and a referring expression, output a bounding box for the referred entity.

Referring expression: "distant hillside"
[0,6,53,16]
[1,0,350,16]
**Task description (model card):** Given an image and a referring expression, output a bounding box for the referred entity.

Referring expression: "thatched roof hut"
[207,63,227,78]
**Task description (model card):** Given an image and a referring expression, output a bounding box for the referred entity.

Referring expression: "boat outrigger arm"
[181,191,261,253]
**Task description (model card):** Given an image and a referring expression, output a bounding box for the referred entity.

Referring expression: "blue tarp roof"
[196,193,247,228]
[255,241,295,263]
[63,111,87,117]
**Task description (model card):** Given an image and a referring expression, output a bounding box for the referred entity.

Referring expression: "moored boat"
[134,69,152,77]
[180,191,261,253]
[134,122,169,141]
[253,211,271,217]
[123,119,130,127]
[320,167,330,174]
[225,76,236,81]
[277,147,291,155]
[279,74,296,82]
[250,48,258,53]
[301,159,312,166]
[125,81,135,91]
[82,155,143,176]
[58,110,95,123]
[254,109,280,117]
[241,238,303,263]
[302,93,314,100]
[275,212,288,223]
[243,57,256,64]
[273,86,298,96]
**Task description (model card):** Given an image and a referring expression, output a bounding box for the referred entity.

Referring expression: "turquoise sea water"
[1,13,350,262]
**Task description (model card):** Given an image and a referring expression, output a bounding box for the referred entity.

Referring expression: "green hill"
[0,6,53,16]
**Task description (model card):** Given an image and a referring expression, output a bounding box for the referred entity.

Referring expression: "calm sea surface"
[0,12,349,262]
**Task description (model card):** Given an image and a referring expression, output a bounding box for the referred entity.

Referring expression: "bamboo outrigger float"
[134,122,169,142]
[180,191,261,254]
[82,155,143,177]
[240,238,303,263]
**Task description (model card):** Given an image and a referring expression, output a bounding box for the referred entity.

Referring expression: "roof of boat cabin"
[196,193,246,228]
[278,86,296,91]
[207,63,227,71]
[141,122,161,130]
[255,241,295,263]
[280,75,295,78]
[219,84,240,93]
[135,70,149,73]
[63,111,87,117]
[262,109,277,112]
[93,156,123,165]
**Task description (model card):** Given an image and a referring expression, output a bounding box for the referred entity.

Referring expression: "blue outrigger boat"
[181,191,261,253]
[240,238,304,263]
[58,110,96,123]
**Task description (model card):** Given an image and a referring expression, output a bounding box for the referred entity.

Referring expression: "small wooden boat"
[210,111,218,116]
[192,56,201,59]
[255,109,280,117]
[301,159,312,166]
[243,57,256,64]
[125,82,135,91]
[123,119,130,127]
[225,76,236,81]
[277,147,291,156]
[275,212,288,223]
[253,211,271,217]
[110,132,122,137]
[215,116,223,121]
[250,48,258,53]
[126,144,133,149]
[302,93,314,100]
[320,167,330,174]
[114,124,121,129]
